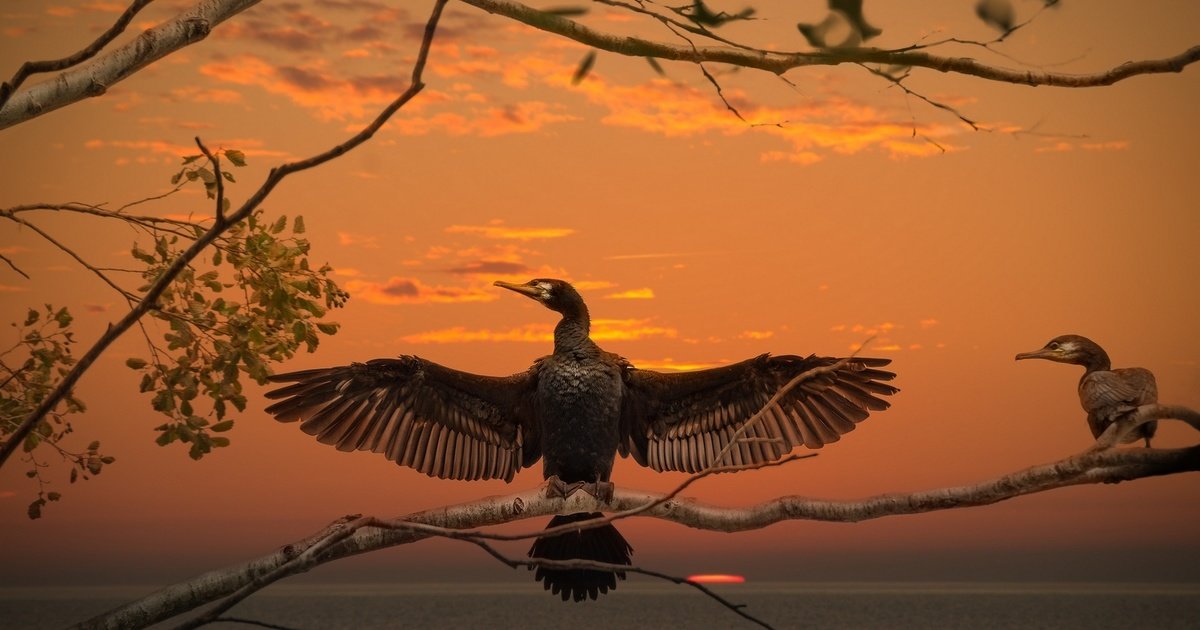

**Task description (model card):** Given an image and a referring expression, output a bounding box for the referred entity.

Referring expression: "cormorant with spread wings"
[265,278,898,601]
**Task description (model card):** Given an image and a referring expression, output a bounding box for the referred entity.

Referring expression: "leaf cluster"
[0,306,112,519]
[127,198,347,460]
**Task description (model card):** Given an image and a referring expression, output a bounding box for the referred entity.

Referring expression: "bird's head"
[494,278,584,315]
[1015,334,1104,366]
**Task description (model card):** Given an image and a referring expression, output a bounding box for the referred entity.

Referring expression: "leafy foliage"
[5,149,348,518]
[128,210,346,460]
[0,305,110,519]
[128,153,348,461]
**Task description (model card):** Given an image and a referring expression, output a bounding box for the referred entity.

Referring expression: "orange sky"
[1,0,1198,587]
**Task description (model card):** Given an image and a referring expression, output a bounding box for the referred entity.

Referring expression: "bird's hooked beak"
[494,280,544,300]
[1014,346,1064,362]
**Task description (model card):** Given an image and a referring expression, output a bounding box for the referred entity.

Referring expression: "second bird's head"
[494,278,582,314]
[1014,334,1102,365]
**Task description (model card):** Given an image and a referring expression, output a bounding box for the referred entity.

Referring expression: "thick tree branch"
[3,0,1195,130]
[0,0,156,111]
[77,409,1200,629]
[0,0,449,468]
[0,0,263,130]
[458,0,1199,85]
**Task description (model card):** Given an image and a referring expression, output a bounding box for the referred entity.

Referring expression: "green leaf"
[212,249,223,266]
[126,358,148,369]
[24,309,39,326]
[224,149,246,167]
[53,307,72,328]
[87,440,100,451]
[182,155,203,165]
[221,170,235,182]
[211,420,234,432]
[270,215,287,234]
[571,50,596,85]
[47,492,61,501]
[293,216,305,234]
[646,56,666,76]
[27,499,43,520]
[316,322,339,335]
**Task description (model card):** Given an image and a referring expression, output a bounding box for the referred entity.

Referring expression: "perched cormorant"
[1016,334,1157,447]
[264,278,898,601]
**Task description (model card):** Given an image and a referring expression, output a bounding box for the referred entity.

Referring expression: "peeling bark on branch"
[0,0,262,130]
[457,0,1199,85]
[77,413,1200,629]
[3,0,1197,131]
[0,0,446,468]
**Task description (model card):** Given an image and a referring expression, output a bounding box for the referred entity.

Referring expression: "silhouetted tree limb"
[459,0,1199,85]
[0,0,264,130]
[3,0,1198,130]
[75,404,1200,629]
[0,0,155,111]
[0,0,450,469]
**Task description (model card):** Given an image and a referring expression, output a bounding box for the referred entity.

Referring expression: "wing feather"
[623,354,897,472]
[265,356,539,482]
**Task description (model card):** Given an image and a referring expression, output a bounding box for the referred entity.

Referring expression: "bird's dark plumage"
[1015,334,1157,447]
[265,278,899,601]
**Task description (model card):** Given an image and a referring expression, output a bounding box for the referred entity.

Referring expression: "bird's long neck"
[1081,348,1112,374]
[553,302,590,354]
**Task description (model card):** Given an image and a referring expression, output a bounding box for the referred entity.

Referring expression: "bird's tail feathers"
[528,513,633,602]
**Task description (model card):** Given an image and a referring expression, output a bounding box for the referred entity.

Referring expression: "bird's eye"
[1048,341,1059,350]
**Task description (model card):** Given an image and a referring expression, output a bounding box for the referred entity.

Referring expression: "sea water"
[3,582,1199,629]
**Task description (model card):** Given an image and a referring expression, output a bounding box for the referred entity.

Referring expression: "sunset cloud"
[605,288,654,300]
[338,231,380,248]
[627,358,726,371]
[444,260,531,275]
[346,276,495,305]
[445,224,575,240]
[401,318,677,343]
[738,330,774,340]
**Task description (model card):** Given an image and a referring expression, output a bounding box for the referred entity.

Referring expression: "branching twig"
[75,411,1200,629]
[0,252,29,279]
[455,0,1200,86]
[1,213,136,301]
[0,0,450,468]
[194,137,225,223]
[857,62,980,131]
[0,0,155,111]
[462,536,773,629]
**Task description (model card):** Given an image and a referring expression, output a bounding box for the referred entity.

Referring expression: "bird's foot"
[543,477,615,503]
[544,475,581,499]
[580,480,615,503]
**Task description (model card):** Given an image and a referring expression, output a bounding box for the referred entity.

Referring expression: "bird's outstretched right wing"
[264,356,541,482]
[620,354,897,473]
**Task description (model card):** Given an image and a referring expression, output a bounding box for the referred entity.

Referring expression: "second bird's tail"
[528,513,633,602]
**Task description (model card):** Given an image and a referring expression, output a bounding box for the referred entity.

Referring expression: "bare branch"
[0,252,29,279]
[75,416,1200,628]
[0,0,450,469]
[194,137,225,223]
[461,537,774,629]
[457,0,1199,86]
[1,213,135,301]
[0,0,155,111]
[0,0,263,130]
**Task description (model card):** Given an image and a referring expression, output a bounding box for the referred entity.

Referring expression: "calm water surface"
[3,582,1199,629]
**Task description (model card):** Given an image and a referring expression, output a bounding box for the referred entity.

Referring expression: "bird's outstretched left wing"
[264,356,541,482]
[620,354,897,473]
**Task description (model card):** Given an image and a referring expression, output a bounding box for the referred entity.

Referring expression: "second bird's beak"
[1015,347,1056,361]
[494,280,541,298]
